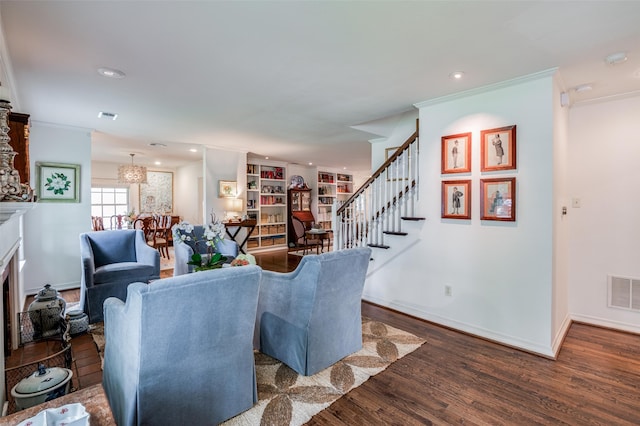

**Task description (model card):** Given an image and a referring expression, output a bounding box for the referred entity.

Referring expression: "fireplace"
[1,203,34,350]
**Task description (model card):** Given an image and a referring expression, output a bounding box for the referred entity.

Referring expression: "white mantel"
[1,201,35,345]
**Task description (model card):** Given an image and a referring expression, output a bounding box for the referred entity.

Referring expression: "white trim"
[551,314,572,358]
[414,68,558,108]
[362,294,556,357]
[570,313,640,335]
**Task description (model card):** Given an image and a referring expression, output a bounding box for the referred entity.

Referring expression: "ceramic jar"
[11,365,73,410]
[28,284,66,338]
[66,310,89,336]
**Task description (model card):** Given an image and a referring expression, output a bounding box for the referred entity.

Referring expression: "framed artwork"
[140,171,173,213]
[219,180,237,198]
[36,162,80,203]
[441,132,471,174]
[441,180,471,220]
[480,125,516,172]
[480,177,516,221]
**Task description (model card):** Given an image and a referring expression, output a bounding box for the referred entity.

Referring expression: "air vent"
[608,275,640,311]
[98,111,118,120]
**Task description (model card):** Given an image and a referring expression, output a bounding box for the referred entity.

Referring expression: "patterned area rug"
[90,317,425,426]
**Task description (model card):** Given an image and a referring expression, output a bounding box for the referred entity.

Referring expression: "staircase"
[333,121,423,250]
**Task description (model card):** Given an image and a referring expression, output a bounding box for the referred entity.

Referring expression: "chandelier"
[117,153,147,184]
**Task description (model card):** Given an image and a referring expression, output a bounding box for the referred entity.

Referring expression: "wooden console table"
[224,219,257,254]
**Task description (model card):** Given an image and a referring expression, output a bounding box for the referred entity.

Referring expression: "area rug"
[160,246,175,270]
[89,318,425,426]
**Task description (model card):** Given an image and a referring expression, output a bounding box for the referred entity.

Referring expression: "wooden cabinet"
[245,162,287,251]
[288,188,313,246]
[8,112,30,184]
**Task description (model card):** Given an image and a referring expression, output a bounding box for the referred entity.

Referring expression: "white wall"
[203,148,246,223]
[568,94,640,332]
[364,72,557,356]
[551,76,571,352]
[24,123,92,294]
[174,160,203,224]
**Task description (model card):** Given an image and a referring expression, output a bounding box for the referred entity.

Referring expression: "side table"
[224,219,257,254]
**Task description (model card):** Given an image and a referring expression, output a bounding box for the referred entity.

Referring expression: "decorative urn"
[28,284,66,338]
[11,364,73,410]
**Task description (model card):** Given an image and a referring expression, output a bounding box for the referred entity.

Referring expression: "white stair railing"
[333,126,420,250]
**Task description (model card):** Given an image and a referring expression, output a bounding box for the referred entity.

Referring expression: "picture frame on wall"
[480,177,516,221]
[140,171,173,213]
[219,180,237,198]
[441,132,471,174]
[441,180,471,220]
[35,162,80,203]
[480,125,516,172]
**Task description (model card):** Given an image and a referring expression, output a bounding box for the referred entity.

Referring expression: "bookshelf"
[245,162,288,251]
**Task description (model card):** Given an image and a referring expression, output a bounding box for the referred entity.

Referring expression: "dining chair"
[134,217,170,259]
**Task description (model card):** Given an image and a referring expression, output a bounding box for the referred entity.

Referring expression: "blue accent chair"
[172,225,238,276]
[255,247,372,376]
[79,230,160,323]
[102,266,262,425]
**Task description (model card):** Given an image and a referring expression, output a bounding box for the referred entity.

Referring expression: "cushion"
[94,262,157,284]
[89,232,137,268]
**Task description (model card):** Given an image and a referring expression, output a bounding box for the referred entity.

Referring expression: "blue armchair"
[79,230,160,323]
[102,266,262,425]
[172,225,238,276]
[255,247,372,376]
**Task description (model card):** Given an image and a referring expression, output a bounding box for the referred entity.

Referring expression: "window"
[91,187,129,230]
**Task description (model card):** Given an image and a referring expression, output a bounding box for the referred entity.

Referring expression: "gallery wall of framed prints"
[440,125,517,222]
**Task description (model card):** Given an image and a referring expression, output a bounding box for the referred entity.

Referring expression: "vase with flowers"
[172,213,228,271]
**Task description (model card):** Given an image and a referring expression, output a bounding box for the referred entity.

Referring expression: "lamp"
[225,198,244,221]
[118,153,147,184]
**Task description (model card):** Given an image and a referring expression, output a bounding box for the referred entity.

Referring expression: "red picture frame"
[441,132,471,174]
[480,177,516,221]
[480,125,516,172]
[442,180,471,220]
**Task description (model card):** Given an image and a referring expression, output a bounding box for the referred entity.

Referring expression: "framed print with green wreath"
[36,162,80,202]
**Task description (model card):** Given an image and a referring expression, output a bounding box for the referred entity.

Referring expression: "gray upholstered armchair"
[79,230,160,323]
[102,266,262,425]
[172,225,238,276]
[255,247,372,376]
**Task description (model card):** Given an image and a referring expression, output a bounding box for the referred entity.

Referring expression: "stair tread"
[401,217,426,221]
[368,244,390,249]
[384,231,408,236]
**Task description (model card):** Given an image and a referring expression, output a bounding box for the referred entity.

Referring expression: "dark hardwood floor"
[8,248,640,424]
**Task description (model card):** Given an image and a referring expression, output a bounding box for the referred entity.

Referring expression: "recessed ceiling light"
[265,156,269,160]
[97,111,118,120]
[449,71,465,80]
[97,67,126,79]
[149,142,167,147]
[308,162,313,166]
[604,52,628,65]
[154,161,162,166]
[189,148,198,153]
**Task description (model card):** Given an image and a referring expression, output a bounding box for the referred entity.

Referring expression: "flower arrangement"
[230,253,256,267]
[44,172,71,195]
[172,213,227,271]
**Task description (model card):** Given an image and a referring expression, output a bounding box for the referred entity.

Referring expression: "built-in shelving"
[246,162,288,251]
[316,170,353,230]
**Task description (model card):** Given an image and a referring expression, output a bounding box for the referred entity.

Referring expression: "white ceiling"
[1,1,639,172]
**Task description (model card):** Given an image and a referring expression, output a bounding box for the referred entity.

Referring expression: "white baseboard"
[362,294,555,357]
[570,313,640,335]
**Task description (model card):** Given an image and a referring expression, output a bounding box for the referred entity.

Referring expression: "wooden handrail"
[337,119,419,216]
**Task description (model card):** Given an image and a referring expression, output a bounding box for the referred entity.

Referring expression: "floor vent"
[608,275,640,311]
